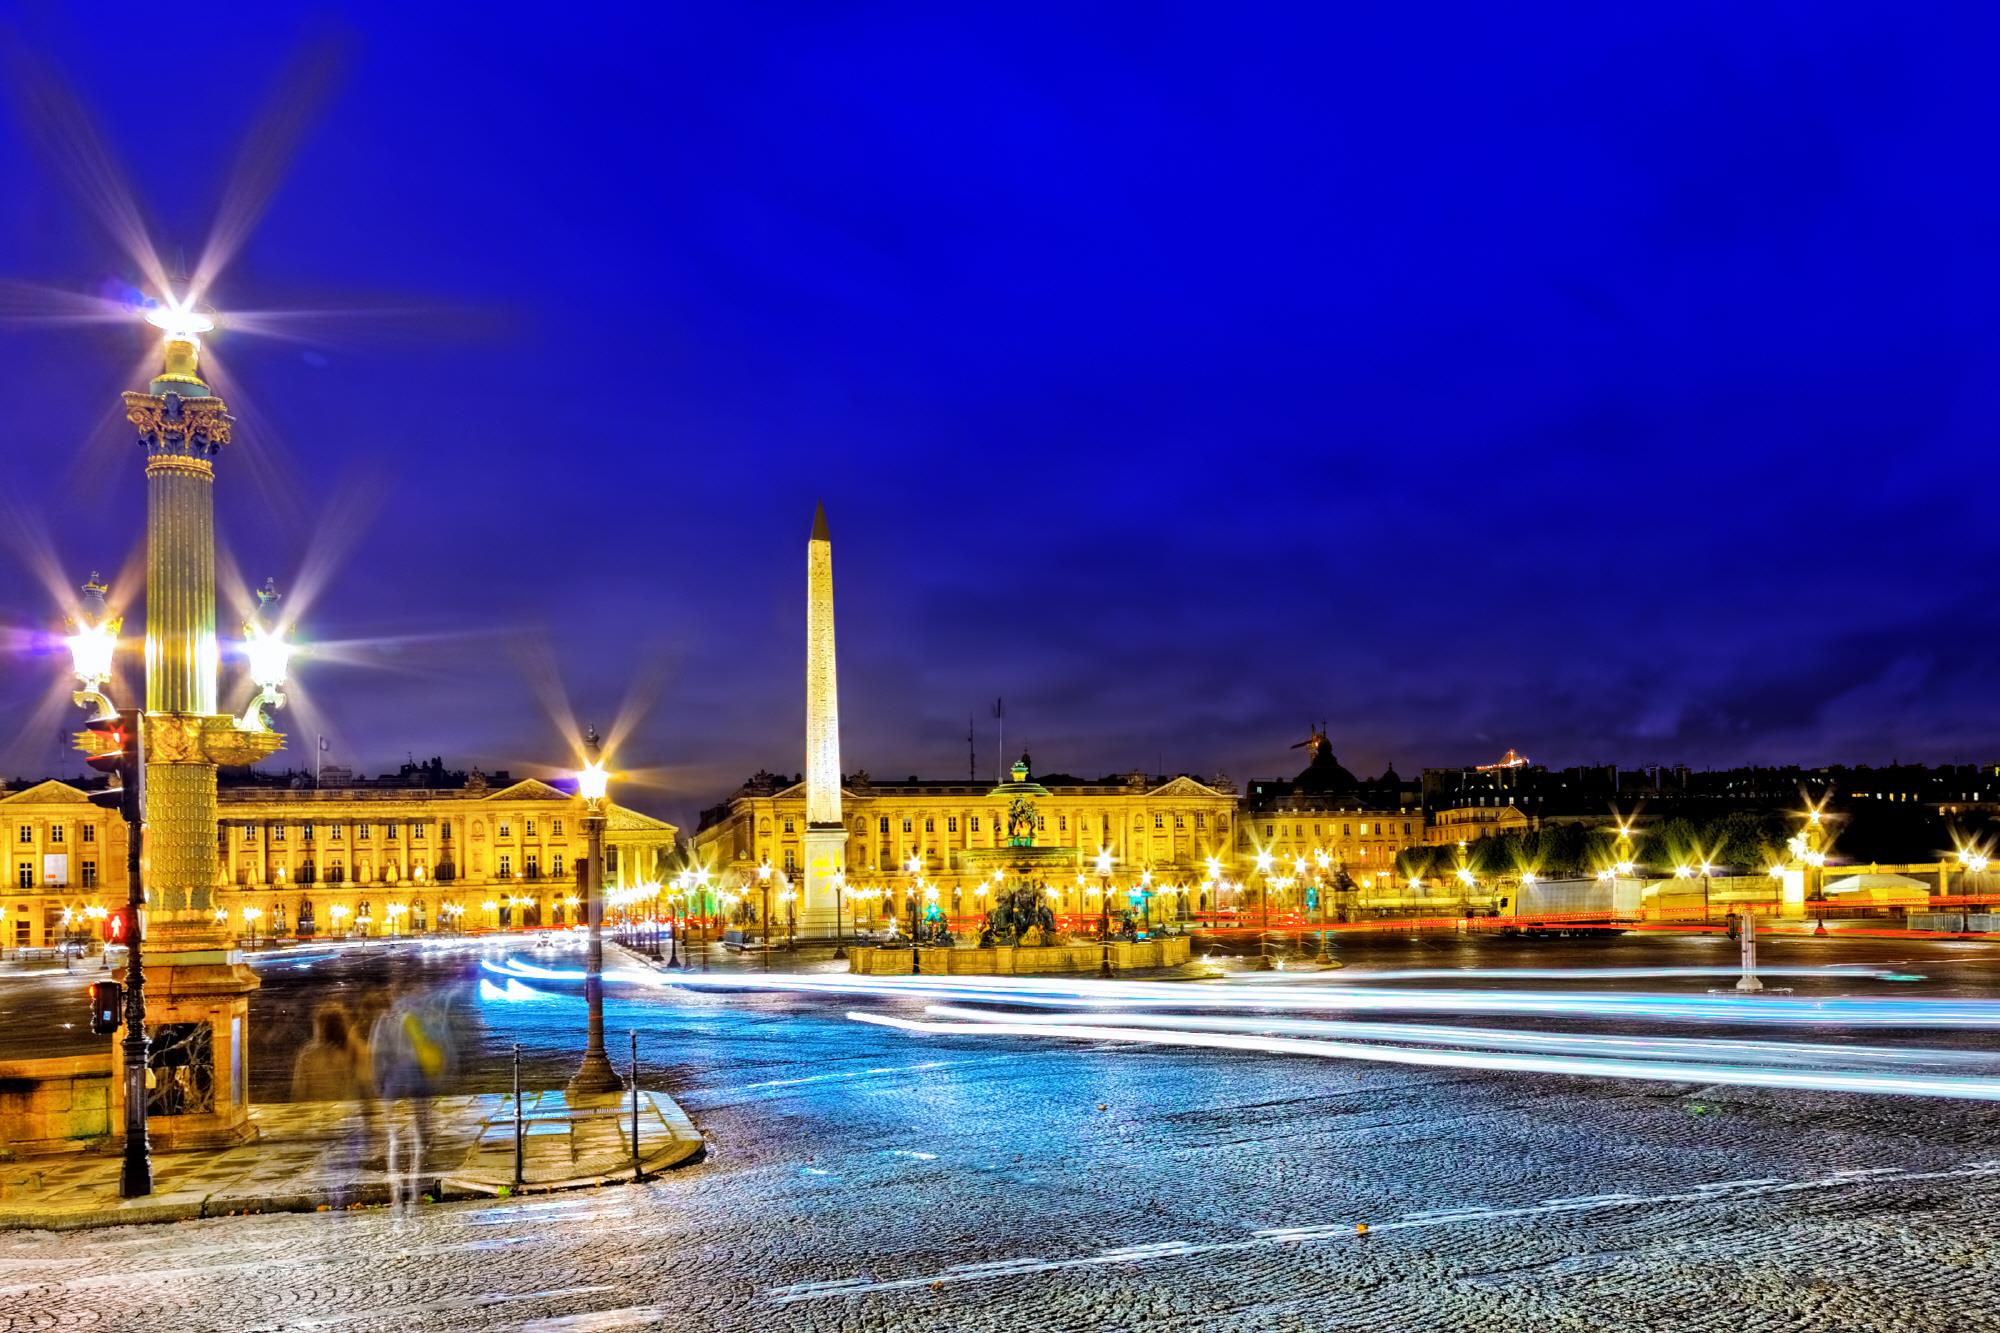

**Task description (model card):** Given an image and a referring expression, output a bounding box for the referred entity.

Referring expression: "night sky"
[3,4,1998,827]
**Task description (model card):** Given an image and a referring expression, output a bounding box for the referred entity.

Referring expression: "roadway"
[1,932,1997,1330]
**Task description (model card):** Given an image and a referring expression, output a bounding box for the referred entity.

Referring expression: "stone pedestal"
[113,925,259,1151]
[800,824,848,936]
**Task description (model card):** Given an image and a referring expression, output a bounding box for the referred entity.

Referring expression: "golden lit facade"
[694,769,1240,924]
[1427,803,1535,847]
[0,776,676,945]
[1245,803,1423,887]
[0,782,133,949]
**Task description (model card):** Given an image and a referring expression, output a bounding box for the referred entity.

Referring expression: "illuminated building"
[694,758,1240,927]
[1241,730,1422,905]
[0,765,675,947]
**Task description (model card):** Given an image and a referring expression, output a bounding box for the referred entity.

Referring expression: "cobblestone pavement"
[2,935,1998,1330]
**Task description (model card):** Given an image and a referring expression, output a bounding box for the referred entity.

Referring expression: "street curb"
[0,1089,708,1231]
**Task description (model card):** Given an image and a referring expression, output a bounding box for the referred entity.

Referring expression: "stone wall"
[0,1055,112,1158]
[847,934,1190,976]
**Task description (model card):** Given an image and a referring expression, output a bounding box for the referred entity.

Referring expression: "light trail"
[1210,965,1889,984]
[847,1011,2000,1101]
[918,1005,2000,1070]
[484,956,2000,1029]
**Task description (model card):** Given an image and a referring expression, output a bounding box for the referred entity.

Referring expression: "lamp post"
[905,853,923,973]
[1956,848,1988,933]
[1135,869,1154,937]
[1095,848,1114,978]
[566,731,624,1097]
[757,860,774,970]
[832,870,847,958]
[64,575,149,1191]
[1254,849,1275,970]
[781,886,798,949]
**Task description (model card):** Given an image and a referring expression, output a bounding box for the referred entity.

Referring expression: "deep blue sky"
[4,3,1998,826]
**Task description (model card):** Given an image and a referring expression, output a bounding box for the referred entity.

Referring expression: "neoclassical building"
[0,767,677,948]
[693,757,1241,924]
[693,739,1436,930]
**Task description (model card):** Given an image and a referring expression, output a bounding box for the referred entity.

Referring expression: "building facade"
[0,770,677,948]
[694,761,1242,925]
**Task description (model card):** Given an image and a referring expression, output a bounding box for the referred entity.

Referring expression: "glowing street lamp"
[566,726,623,1097]
[756,859,774,961]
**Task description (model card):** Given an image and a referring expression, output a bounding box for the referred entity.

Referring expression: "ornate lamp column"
[85,309,285,1151]
[567,730,624,1097]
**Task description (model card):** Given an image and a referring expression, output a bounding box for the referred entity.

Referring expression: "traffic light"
[101,905,134,945]
[78,709,141,821]
[88,980,123,1035]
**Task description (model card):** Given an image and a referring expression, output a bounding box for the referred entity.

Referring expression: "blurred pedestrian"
[293,1005,376,1206]
[292,1007,371,1102]
[371,992,457,1215]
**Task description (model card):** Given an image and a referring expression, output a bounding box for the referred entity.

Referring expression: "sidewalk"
[0,1088,704,1231]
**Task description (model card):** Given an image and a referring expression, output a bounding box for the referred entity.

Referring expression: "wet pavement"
[2,932,1998,1330]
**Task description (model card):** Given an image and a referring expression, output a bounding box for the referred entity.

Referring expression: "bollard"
[1736,910,1763,992]
[629,1029,641,1181]
[512,1043,525,1190]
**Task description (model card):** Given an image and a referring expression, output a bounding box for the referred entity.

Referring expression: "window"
[525,818,536,836]
[275,826,286,842]
[947,816,958,833]
[1403,822,1413,836]
[924,818,934,833]
[526,855,540,879]
[971,816,981,832]
[82,825,96,844]
[387,824,399,840]
[82,861,97,888]
[302,825,314,842]
[783,849,797,873]
[499,854,512,878]
[16,826,28,844]
[552,853,564,877]
[331,824,342,841]
[551,820,562,837]
[1344,824,1352,836]
[1153,814,1164,829]
[414,822,427,840]
[1036,815,1045,830]
[1195,813,1206,829]
[359,824,370,840]
[16,863,29,888]
[1360,823,1370,836]
[499,822,511,838]
[1058,816,1067,832]
[243,824,255,842]
[902,819,912,833]
[783,817,795,834]
[1174,814,1185,829]
[879,816,890,833]
[49,826,63,844]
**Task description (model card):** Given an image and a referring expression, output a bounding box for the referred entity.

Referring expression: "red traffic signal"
[87,980,122,1035]
[101,905,135,944]
[79,713,127,776]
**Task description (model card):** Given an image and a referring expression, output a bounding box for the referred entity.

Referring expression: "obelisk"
[801,502,847,934]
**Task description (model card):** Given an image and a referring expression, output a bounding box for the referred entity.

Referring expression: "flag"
[318,735,330,751]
